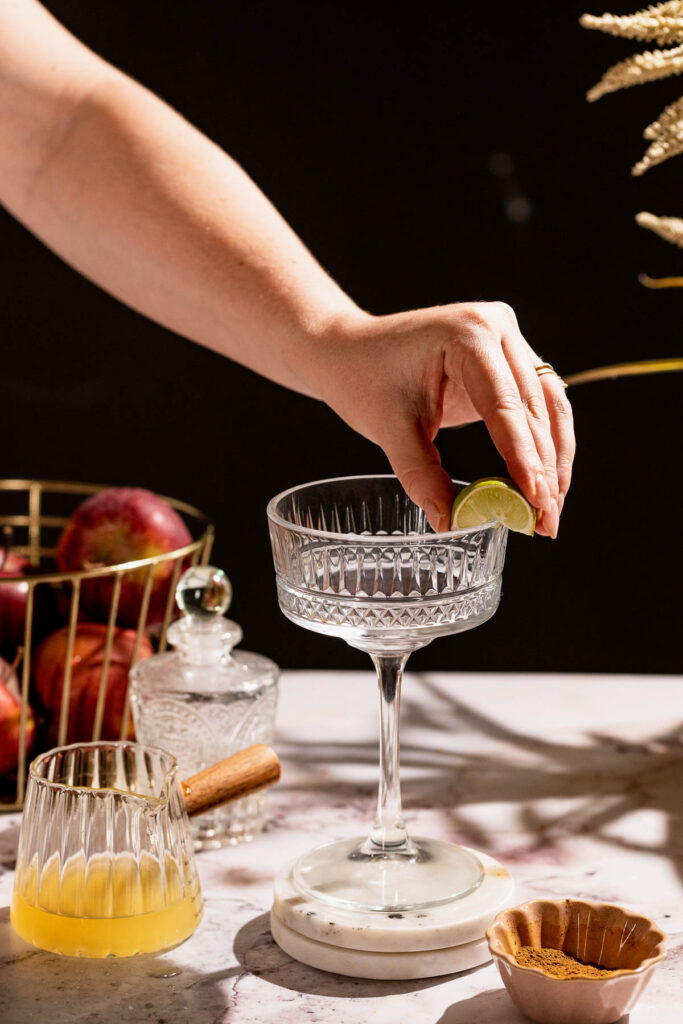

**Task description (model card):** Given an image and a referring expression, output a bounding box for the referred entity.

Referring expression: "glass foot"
[292,836,484,912]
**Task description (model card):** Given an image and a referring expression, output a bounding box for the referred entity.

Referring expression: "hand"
[317,302,575,537]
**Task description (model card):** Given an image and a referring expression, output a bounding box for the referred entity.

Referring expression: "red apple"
[0,551,30,651]
[0,655,34,775]
[56,488,192,627]
[32,623,153,744]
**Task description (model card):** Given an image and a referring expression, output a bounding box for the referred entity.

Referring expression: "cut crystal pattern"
[132,685,278,846]
[268,477,507,650]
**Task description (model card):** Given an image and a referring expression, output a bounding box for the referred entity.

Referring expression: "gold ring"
[535,362,568,389]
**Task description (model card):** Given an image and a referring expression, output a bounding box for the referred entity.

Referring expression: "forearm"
[0,1,362,396]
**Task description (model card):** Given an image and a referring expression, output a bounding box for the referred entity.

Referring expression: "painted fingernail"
[534,472,553,515]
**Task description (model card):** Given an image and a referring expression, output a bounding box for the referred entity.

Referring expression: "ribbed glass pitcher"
[11,742,202,957]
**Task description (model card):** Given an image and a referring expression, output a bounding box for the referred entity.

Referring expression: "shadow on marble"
[0,906,237,1024]
[233,911,488,998]
[275,676,683,884]
[436,987,527,1023]
[436,989,630,1023]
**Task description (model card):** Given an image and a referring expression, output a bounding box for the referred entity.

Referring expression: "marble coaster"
[270,912,492,980]
[271,847,514,979]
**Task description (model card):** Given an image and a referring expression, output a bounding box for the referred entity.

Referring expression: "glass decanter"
[130,566,279,850]
[267,475,507,912]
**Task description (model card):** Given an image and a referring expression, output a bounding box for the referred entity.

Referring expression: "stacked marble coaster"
[271,849,515,980]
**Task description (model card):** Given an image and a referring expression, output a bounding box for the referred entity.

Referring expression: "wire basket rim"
[0,478,213,582]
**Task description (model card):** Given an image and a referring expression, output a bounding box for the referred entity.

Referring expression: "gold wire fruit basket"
[0,479,214,811]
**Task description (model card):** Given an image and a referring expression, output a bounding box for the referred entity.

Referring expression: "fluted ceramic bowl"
[486,898,667,1024]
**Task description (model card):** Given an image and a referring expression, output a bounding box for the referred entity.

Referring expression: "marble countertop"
[1,670,681,1023]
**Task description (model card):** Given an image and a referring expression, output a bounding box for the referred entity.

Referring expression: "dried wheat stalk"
[633,133,683,173]
[636,210,683,246]
[583,9,683,286]
[587,43,683,100]
[634,98,683,171]
[581,3,683,46]
[643,93,683,136]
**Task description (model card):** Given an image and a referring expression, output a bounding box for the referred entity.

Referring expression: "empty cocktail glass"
[267,475,507,912]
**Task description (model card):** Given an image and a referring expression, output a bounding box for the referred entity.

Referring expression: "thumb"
[380,421,455,532]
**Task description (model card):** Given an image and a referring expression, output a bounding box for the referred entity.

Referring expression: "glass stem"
[369,653,413,851]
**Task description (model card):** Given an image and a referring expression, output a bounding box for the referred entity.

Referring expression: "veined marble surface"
[0,670,681,1023]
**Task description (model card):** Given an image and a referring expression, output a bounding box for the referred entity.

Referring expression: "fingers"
[501,331,560,538]
[538,371,575,512]
[379,420,456,532]
[455,337,556,526]
[452,302,575,538]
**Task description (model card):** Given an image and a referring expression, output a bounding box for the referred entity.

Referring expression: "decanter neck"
[166,616,243,666]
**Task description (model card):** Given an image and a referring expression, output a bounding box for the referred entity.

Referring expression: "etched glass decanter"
[130,566,279,850]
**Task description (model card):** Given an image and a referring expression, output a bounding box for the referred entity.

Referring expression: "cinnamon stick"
[182,744,280,817]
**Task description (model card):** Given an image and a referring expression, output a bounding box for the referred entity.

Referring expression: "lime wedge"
[450,478,536,536]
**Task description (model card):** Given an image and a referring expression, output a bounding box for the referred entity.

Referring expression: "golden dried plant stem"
[581,4,683,46]
[636,210,683,246]
[564,358,683,386]
[639,272,683,285]
[587,44,683,100]
[443,362,683,417]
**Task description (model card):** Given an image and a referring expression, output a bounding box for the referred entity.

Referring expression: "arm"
[0,0,574,534]
[0,0,356,398]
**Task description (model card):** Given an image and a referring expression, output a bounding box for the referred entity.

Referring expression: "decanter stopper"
[176,565,232,619]
[168,565,242,664]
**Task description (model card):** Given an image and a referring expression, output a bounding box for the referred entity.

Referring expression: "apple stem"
[10,646,24,673]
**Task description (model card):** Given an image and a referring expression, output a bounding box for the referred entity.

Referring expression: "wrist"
[298,304,375,401]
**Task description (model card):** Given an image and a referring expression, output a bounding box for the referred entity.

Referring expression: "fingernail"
[423,502,446,532]
[558,491,565,514]
[534,472,553,515]
[546,498,560,539]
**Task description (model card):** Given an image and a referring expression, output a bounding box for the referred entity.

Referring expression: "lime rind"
[450,478,536,536]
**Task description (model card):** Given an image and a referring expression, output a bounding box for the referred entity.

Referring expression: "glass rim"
[266,474,501,543]
[28,740,179,800]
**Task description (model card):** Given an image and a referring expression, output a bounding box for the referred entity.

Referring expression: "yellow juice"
[11,851,202,957]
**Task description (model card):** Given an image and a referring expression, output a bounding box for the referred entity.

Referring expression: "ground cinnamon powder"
[515,945,617,978]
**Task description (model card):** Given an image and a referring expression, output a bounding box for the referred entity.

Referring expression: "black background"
[2,2,681,673]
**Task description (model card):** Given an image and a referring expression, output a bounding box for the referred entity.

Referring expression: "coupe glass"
[267,475,508,913]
